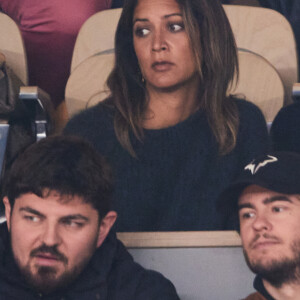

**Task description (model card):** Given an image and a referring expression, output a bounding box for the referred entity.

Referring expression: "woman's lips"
[152,61,174,72]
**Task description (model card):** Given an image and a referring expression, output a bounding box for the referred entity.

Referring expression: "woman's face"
[132,0,198,92]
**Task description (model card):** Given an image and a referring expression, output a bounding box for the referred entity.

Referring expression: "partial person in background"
[270,102,300,153]
[0,0,122,112]
[220,152,300,300]
[64,0,269,232]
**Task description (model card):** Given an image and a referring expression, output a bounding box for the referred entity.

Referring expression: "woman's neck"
[143,79,200,130]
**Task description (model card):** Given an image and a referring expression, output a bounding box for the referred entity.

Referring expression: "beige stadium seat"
[66,53,113,117]
[66,49,284,126]
[71,8,122,73]
[230,50,284,125]
[224,4,298,104]
[0,12,28,85]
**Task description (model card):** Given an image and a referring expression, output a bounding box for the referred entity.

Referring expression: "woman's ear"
[97,211,117,247]
[3,197,11,231]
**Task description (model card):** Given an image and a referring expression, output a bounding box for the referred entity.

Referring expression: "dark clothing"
[0,223,179,300]
[111,0,123,8]
[271,102,300,152]
[64,99,269,232]
[244,276,275,300]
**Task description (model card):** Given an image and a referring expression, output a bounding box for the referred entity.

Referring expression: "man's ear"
[97,211,117,247]
[3,197,11,231]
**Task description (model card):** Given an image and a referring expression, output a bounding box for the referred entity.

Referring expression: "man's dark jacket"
[0,223,179,299]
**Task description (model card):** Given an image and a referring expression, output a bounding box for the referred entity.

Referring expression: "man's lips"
[33,253,62,266]
[251,239,281,250]
[35,253,59,260]
[152,61,174,71]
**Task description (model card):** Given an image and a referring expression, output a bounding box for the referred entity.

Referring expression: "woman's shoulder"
[232,98,270,153]
[232,98,267,128]
[63,101,115,136]
[233,98,264,118]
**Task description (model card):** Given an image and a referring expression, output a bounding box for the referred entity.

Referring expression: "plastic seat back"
[66,50,284,126]
[224,5,298,104]
[0,12,28,85]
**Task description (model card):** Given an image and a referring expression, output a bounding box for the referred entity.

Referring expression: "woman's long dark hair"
[107,0,239,156]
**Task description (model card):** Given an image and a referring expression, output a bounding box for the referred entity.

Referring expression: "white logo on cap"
[244,155,278,175]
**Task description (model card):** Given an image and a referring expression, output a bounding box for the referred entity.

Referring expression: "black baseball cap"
[219,151,300,214]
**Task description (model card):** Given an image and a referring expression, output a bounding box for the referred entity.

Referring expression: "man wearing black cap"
[221,152,300,300]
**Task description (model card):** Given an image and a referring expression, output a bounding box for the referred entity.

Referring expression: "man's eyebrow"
[263,195,292,204]
[238,203,254,211]
[60,214,90,222]
[19,207,45,217]
[133,13,182,24]
[238,195,293,211]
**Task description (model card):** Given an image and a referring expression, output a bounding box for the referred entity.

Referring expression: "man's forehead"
[238,185,276,204]
[14,192,96,215]
[237,185,300,206]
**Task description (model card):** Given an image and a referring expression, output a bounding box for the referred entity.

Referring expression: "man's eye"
[62,219,84,228]
[169,23,184,32]
[240,211,255,219]
[272,206,284,213]
[134,27,150,37]
[24,215,40,222]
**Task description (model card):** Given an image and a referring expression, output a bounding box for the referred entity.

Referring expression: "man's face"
[238,185,300,286]
[4,191,113,294]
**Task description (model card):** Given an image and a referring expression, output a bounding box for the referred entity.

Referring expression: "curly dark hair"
[3,135,113,220]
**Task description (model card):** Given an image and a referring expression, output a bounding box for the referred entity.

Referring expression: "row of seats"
[0,6,298,128]
[65,5,298,127]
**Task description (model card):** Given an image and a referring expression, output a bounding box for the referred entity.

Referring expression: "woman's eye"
[134,27,150,37]
[169,23,184,32]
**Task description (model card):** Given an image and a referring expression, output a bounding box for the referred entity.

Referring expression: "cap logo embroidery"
[244,155,278,175]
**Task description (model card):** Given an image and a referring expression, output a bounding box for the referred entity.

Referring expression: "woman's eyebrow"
[164,13,182,19]
[133,13,182,24]
[133,18,149,24]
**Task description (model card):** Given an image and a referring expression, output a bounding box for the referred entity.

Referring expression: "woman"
[64,0,269,231]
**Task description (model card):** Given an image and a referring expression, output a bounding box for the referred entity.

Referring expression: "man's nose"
[40,223,61,246]
[252,214,272,232]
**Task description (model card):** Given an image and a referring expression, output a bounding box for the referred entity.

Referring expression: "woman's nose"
[152,30,168,52]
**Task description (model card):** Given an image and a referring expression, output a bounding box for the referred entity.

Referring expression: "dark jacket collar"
[254,276,276,300]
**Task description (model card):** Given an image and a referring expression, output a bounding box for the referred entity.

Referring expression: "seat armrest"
[19,86,54,140]
[293,83,300,102]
